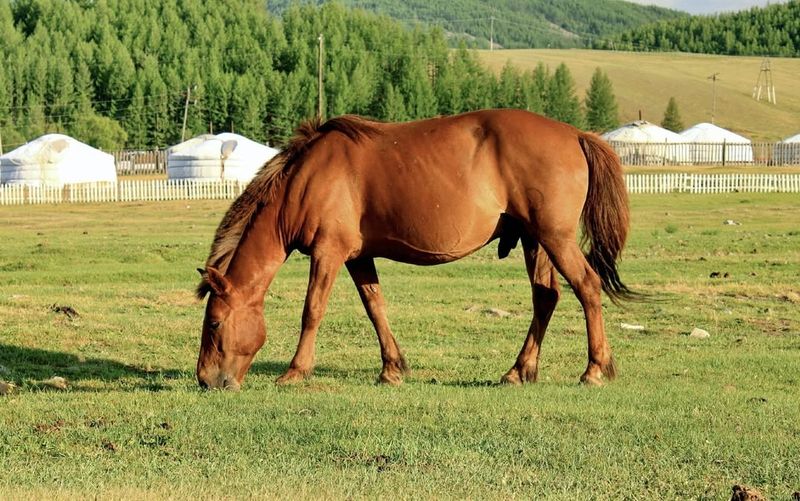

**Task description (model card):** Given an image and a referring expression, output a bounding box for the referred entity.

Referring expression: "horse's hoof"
[579,374,604,387]
[500,365,537,385]
[377,370,403,386]
[500,369,522,385]
[275,369,309,385]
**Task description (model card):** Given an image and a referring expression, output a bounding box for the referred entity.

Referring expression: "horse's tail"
[578,132,635,305]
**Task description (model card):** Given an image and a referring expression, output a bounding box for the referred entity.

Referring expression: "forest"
[604,1,800,56]
[267,0,683,49]
[0,0,612,152]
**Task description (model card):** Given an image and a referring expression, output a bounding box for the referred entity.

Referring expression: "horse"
[195,109,632,390]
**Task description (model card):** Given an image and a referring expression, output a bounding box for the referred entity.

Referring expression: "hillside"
[480,49,800,141]
[266,0,685,49]
[604,1,800,56]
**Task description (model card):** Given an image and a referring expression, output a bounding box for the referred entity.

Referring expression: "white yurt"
[773,133,800,165]
[167,133,279,182]
[601,120,690,165]
[679,123,753,164]
[0,134,117,186]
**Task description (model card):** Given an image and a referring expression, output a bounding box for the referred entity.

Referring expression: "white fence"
[112,150,168,175]
[0,180,246,205]
[608,141,800,167]
[1,175,799,206]
[625,173,800,194]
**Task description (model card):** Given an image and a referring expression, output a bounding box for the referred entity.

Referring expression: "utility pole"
[181,85,192,142]
[707,73,719,124]
[490,16,494,51]
[318,33,324,119]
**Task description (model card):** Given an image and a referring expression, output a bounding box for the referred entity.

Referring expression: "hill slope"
[267,0,685,49]
[480,49,800,141]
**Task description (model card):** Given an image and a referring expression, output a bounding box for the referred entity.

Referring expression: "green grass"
[1,195,799,499]
[479,49,800,142]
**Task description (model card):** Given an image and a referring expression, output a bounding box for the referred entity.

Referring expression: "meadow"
[1,194,799,499]
[479,49,800,142]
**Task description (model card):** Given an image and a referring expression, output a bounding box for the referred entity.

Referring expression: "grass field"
[479,49,800,142]
[1,195,799,499]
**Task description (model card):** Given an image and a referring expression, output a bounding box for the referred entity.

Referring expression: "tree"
[584,68,619,132]
[661,96,684,132]
[496,61,521,108]
[545,63,584,128]
[380,81,407,121]
[69,113,128,151]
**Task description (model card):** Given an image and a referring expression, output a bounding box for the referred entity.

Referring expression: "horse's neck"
[226,201,288,299]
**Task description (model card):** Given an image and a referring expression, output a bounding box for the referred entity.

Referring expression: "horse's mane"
[196,115,381,298]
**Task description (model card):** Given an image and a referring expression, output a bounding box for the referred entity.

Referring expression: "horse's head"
[196,267,265,390]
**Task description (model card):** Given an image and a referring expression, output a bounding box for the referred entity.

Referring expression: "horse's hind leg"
[346,258,408,385]
[501,238,560,384]
[539,235,616,385]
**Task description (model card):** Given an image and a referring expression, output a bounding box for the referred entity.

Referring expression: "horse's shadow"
[0,343,185,392]
[0,344,504,391]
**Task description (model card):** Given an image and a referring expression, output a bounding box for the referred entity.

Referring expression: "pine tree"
[545,63,584,128]
[496,61,521,109]
[584,68,619,132]
[661,97,684,132]
[380,81,407,121]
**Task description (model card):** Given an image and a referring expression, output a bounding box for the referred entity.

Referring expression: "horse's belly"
[363,208,501,265]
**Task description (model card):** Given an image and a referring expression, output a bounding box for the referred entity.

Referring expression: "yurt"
[601,121,690,165]
[167,133,279,182]
[0,134,117,186]
[773,133,800,165]
[679,123,753,164]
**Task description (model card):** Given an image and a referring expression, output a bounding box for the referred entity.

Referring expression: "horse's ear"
[198,266,233,297]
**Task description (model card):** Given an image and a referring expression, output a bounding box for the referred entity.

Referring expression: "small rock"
[723,272,730,278]
[486,308,511,318]
[710,271,721,278]
[42,376,68,390]
[689,328,710,339]
[620,323,645,331]
[730,484,765,501]
[724,220,741,226]
[0,381,16,396]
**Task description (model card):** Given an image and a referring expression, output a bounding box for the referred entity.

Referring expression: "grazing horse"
[195,109,632,390]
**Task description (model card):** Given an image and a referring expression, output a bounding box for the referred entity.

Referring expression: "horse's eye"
[209,320,221,331]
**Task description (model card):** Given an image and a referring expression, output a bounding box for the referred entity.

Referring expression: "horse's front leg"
[346,258,408,385]
[276,252,344,384]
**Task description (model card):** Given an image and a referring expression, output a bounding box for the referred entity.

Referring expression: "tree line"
[0,0,626,152]
[602,1,800,56]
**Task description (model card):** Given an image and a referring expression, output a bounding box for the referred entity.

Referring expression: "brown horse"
[195,109,632,390]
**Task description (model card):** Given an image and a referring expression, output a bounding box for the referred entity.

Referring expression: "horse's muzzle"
[197,372,241,391]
